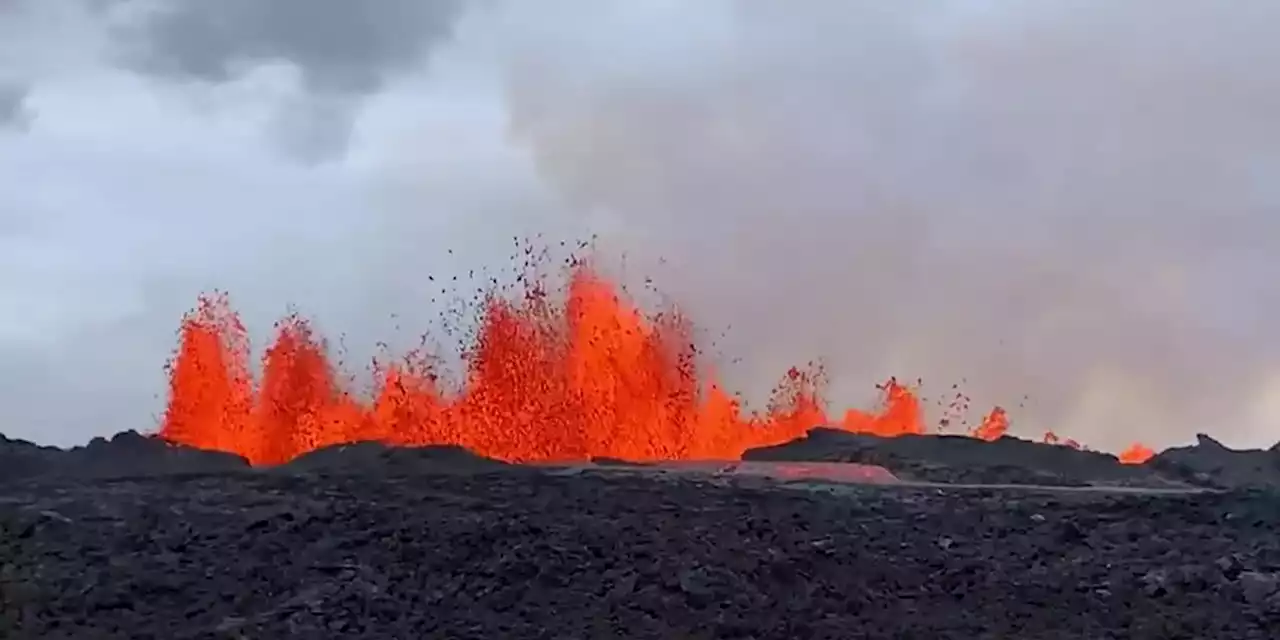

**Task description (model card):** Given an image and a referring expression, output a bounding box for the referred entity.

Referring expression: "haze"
[2,0,1278,452]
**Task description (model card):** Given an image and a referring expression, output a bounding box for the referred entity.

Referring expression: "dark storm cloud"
[109,0,467,160]
[119,0,463,91]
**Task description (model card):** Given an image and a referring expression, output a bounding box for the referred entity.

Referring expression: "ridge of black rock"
[1147,433,1280,490]
[1195,433,1229,451]
[280,441,508,475]
[0,430,249,483]
[6,426,1280,491]
[744,428,1174,488]
[0,433,66,483]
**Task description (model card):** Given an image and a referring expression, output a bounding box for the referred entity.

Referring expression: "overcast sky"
[2,0,1279,451]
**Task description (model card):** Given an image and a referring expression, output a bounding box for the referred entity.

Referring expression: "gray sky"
[2,0,1279,451]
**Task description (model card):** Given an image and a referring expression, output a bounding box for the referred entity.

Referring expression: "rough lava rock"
[0,434,64,483]
[281,441,509,475]
[1,470,1277,639]
[3,428,1280,637]
[1147,433,1280,489]
[71,431,250,478]
[0,431,249,483]
[744,428,1174,487]
[11,426,1278,490]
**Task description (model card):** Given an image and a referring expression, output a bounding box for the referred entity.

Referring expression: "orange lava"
[1043,431,1082,450]
[969,407,1009,441]
[1117,442,1157,465]
[159,255,1152,466]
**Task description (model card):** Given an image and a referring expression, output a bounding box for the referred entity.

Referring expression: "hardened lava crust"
[1,431,1279,639]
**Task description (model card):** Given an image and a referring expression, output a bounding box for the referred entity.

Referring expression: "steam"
[1,0,1278,451]
[491,1,1280,450]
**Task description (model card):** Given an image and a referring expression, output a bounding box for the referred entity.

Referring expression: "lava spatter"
[158,248,1153,466]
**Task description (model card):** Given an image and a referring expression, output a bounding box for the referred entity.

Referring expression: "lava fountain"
[158,248,1155,466]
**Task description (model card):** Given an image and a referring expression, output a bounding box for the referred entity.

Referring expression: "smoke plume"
[489,1,1280,450]
[3,0,1279,452]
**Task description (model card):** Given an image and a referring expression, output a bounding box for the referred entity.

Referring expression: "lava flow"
[158,254,1155,467]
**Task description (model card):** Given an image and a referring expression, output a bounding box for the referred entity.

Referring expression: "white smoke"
[1,0,1278,452]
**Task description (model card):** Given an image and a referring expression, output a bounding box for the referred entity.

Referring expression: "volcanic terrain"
[3,250,1279,638]
[2,430,1280,639]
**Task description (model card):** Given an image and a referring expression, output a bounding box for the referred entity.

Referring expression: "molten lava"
[159,257,1153,466]
[1117,442,1156,465]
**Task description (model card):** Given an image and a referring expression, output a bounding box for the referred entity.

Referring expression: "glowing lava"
[159,255,1153,466]
[1117,442,1157,465]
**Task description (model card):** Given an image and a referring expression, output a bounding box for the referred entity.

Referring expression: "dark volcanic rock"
[0,431,248,483]
[1147,433,1280,489]
[1,471,1276,639]
[281,441,508,475]
[0,434,63,482]
[745,428,1170,487]
[71,431,250,478]
[590,457,655,467]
